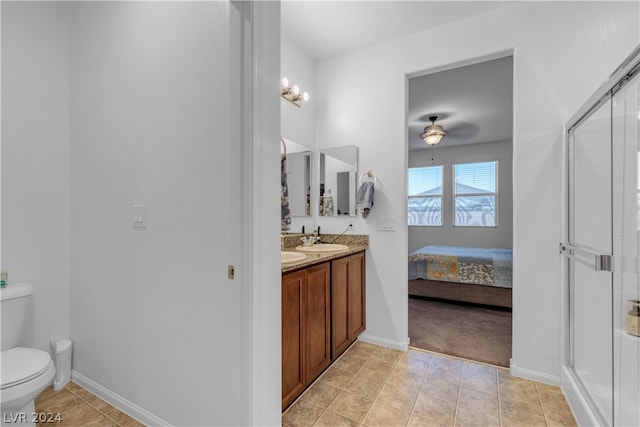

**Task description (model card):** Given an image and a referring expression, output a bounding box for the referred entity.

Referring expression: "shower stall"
[562,46,640,427]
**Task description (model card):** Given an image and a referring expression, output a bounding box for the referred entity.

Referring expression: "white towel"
[355,181,375,218]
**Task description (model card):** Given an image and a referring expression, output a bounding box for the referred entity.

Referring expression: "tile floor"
[34,382,143,427]
[282,341,577,427]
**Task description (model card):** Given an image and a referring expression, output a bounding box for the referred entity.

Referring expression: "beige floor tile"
[79,415,120,427]
[124,418,146,427]
[363,398,411,427]
[64,382,85,394]
[283,343,578,427]
[318,366,356,389]
[536,383,573,415]
[499,375,540,406]
[376,382,420,413]
[387,365,426,391]
[397,350,432,376]
[500,398,546,426]
[300,382,342,408]
[369,347,403,367]
[327,390,374,422]
[429,353,464,373]
[35,389,83,414]
[35,385,58,404]
[420,379,460,402]
[544,408,578,427]
[346,342,378,359]
[333,352,368,373]
[344,371,385,400]
[460,361,498,395]
[413,391,456,426]
[455,387,500,427]
[282,401,325,427]
[357,359,395,383]
[104,408,140,427]
[425,356,463,386]
[56,403,102,427]
[408,411,453,427]
[313,410,360,427]
[67,384,117,413]
[454,408,500,427]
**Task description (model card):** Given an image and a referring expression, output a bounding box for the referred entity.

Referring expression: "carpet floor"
[408,296,512,367]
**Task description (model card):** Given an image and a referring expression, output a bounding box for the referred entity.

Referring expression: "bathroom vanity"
[281,235,367,411]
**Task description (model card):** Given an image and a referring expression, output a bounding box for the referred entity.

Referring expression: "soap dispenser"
[626,300,640,337]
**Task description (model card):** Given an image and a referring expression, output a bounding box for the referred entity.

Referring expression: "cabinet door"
[305,263,331,383]
[282,270,305,411]
[331,257,351,358]
[348,251,366,339]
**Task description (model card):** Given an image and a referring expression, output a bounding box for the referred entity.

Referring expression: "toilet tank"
[1,282,35,351]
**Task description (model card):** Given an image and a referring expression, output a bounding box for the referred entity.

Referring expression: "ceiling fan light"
[424,133,444,145]
[421,116,447,146]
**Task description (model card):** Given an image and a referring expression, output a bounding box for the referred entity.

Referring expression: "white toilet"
[1,283,56,426]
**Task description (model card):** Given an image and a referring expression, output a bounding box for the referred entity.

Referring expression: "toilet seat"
[1,347,53,389]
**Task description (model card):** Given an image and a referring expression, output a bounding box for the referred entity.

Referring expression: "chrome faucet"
[300,236,320,247]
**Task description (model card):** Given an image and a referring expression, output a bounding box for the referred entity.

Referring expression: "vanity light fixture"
[281,77,309,107]
[421,116,447,145]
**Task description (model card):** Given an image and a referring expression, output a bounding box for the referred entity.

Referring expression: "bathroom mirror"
[319,145,358,217]
[282,137,312,217]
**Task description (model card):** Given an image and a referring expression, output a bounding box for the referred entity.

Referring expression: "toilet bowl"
[1,347,56,426]
[1,283,57,426]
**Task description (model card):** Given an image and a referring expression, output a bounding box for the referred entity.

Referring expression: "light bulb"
[293,85,300,95]
[302,92,309,102]
[281,77,289,87]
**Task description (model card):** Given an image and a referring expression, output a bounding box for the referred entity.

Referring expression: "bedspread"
[408,245,512,288]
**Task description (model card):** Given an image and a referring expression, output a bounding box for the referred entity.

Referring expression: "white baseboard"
[509,361,560,386]
[358,333,410,351]
[71,370,171,427]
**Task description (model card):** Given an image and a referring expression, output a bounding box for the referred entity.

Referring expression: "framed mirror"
[319,145,358,217]
[282,137,312,217]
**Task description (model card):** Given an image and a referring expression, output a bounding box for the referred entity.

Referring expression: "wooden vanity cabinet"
[331,251,366,359]
[281,262,331,411]
[281,250,366,411]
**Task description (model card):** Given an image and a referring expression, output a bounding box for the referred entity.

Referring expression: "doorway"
[406,55,514,367]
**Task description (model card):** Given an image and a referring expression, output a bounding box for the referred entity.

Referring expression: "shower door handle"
[560,243,613,272]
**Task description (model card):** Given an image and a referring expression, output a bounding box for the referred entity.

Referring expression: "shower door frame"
[562,46,640,427]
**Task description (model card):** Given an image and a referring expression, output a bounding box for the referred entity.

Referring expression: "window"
[408,166,443,226]
[454,161,497,227]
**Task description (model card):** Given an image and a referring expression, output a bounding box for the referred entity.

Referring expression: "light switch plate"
[377,216,395,231]
[133,205,147,229]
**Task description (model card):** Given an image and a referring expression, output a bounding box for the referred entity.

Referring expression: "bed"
[408,245,513,308]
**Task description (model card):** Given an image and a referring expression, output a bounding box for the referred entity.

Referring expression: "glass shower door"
[612,71,640,427]
[568,97,614,427]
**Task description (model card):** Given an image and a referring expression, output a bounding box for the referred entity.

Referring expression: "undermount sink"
[295,243,349,253]
[281,251,307,263]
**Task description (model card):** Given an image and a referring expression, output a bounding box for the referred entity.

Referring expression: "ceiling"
[408,56,513,151]
[281,1,513,62]
[281,1,515,151]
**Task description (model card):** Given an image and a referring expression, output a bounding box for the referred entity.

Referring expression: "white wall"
[315,1,639,379]
[282,36,315,232]
[67,2,245,425]
[408,140,513,252]
[1,2,71,353]
[2,2,281,425]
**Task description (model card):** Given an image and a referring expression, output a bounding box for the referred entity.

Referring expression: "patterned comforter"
[408,245,512,288]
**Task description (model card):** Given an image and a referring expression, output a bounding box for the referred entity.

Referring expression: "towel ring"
[280,138,287,156]
[359,170,376,185]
